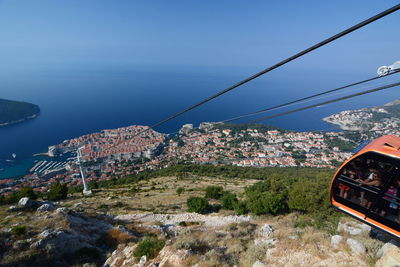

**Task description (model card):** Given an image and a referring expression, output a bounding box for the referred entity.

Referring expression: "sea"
[1,65,399,179]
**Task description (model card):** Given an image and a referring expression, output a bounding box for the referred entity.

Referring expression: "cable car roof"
[358,135,400,159]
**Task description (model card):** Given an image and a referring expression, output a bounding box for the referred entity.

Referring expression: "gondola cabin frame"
[331,135,400,240]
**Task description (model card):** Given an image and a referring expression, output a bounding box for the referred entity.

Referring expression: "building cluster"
[165,127,352,169]
[54,125,166,161]
[324,107,400,136]
[1,123,355,195]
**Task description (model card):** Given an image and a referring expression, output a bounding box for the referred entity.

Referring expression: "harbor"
[29,160,68,176]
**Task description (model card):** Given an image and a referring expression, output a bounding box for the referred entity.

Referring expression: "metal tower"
[77,146,93,196]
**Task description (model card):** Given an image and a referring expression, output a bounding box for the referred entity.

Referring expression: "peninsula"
[0,98,40,127]
[323,99,400,135]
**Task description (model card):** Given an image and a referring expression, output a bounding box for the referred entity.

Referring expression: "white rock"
[254,238,277,246]
[359,224,372,233]
[337,222,370,236]
[346,238,366,255]
[122,245,136,257]
[348,227,363,235]
[55,207,69,214]
[260,224,274,238]
[39,229,55,239]
[376,241,397,259]
[37,203,56,212]
[139,255,147,264]
[35,227,98,256]
[331,235,343,249]
[18,197,40,210]
[252,260,267,267]
[375,245,400,267]
[18,197,30,206]
[8,205,18,211]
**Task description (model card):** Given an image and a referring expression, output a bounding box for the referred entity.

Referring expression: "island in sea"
[0,98,40,126]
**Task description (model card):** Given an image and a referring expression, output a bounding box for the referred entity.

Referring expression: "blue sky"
[0,1,398,76]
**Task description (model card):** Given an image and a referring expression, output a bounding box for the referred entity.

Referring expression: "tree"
[88,180,99,189]
[176,187,185,196]
[247,192,286,215]
[48,183,68,201]
[221,192,238,210]
[233,201,248,215]
[287,179,328,213]
[17,186,37,200]
[187,197,210,214]
[205,186,224,199]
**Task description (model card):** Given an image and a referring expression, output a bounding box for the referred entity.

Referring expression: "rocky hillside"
[1,175,399,266]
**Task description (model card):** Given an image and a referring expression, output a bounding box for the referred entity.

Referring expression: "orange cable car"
[331,135,400,239]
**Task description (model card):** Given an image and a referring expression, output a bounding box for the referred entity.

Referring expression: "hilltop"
[323,99,400,135]
[0,166,398,266]
[0,98,40,127]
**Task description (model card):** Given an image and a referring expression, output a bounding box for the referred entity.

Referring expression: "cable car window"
[332,152,399,216]
[369,176,400,230]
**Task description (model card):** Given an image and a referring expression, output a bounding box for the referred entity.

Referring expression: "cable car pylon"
[77,146,92,196]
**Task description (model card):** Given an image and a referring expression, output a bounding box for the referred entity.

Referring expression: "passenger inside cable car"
[332,151,400,230]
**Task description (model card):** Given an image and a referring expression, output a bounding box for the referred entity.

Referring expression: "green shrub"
[187,197,210,214]
[221,192,238,210]
[16,187,37,200]
[11,225,27,237]
[247,192,286,215]
[233,201,248,215]
[287,180,327,213]
[68,185,84,194]
[178,221,187,227]
[133,237,165,259]
[244,180,287,215]
[176,187,185,196]
[205,186,224,199]
[88,180,99,189]
[4,193,17,204]
[47,183,68,201]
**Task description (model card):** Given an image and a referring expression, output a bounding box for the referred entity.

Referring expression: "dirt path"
[115,212,252,227]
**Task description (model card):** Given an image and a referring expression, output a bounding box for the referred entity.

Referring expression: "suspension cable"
[146,4,399,131]
[246,81,400,124]
[104,4,400,151]
[221,70,400,123]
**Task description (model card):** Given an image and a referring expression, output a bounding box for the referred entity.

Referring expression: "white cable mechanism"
[77,146,93,196]
[377,60,400,76]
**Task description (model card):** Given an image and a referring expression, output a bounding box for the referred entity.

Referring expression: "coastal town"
[0,121,357,195]
[3,96,400,197]
[323,99,400,135]
[5,97,400,196]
